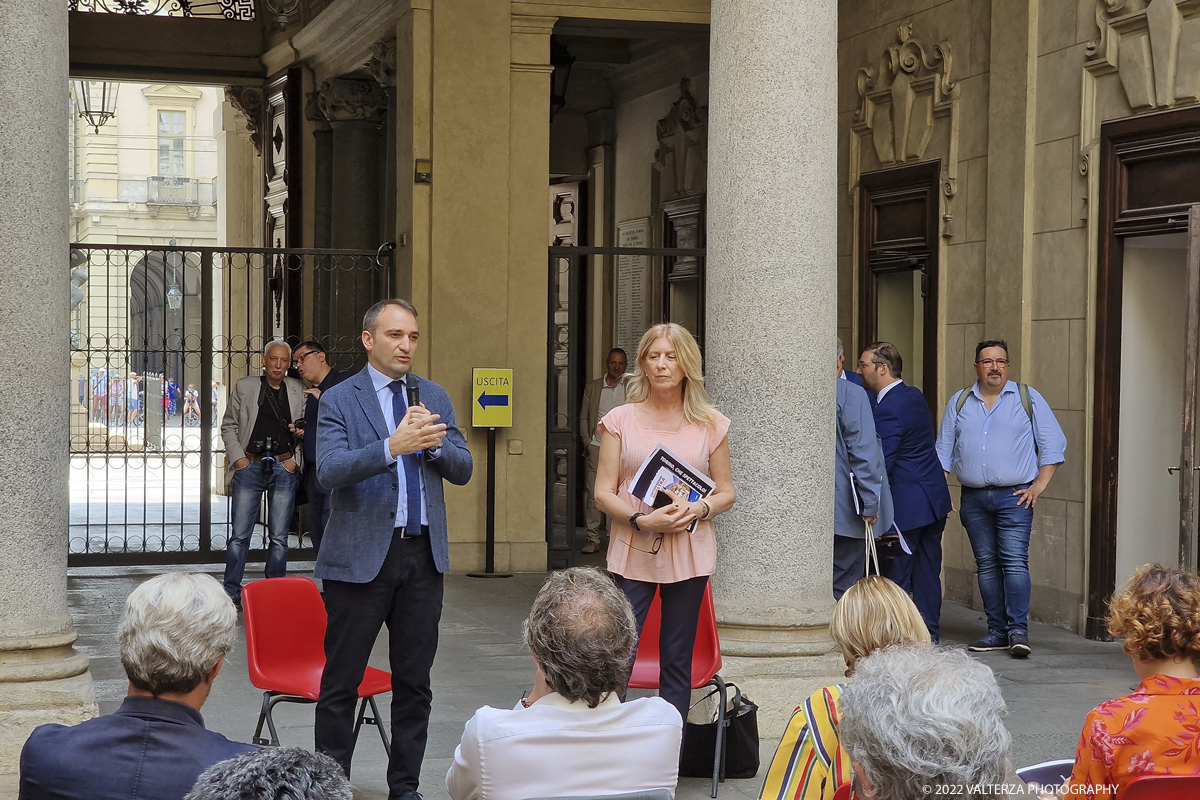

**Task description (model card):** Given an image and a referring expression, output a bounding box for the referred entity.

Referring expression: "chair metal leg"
[252,691,275,746]
[351,696,368,761]
[368,696,391,757]
[711,675,728,798]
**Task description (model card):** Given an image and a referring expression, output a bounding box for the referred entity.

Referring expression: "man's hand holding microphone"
[389,404,447,457]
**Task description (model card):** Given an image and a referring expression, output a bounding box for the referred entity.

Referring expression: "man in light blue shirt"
[937,340,1066,658]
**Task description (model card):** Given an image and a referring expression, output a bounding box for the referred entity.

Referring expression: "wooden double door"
[1090,108,1200,638]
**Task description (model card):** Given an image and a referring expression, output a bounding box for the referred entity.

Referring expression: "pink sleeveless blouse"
[599,403,731,583]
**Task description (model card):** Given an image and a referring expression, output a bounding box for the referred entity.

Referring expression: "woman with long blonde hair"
[593,323,736,725]
[759,576,932,800]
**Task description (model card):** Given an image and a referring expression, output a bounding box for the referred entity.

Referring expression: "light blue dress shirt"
[366,363,429,526]
[936,380,1067,488]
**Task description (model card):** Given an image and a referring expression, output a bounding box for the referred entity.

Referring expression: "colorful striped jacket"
[758,685,851,800]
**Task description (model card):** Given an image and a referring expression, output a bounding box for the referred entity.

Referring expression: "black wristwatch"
[629,512,645,531]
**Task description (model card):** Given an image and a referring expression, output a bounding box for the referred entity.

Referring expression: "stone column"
[317,78,386,351]
[0,0,97,782]
[705,0,843,736]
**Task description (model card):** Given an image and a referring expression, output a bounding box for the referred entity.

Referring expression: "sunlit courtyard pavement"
[66,565,1132,800]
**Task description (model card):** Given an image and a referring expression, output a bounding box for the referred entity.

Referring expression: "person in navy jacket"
[19,573,254,800]
[857,342,953,640]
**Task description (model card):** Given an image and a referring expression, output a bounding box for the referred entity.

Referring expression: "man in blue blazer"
[313,299,472,800]
[834,360,894,599]
[858,342,953,640]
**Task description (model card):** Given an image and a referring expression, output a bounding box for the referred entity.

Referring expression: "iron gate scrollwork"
[69,244,391,566]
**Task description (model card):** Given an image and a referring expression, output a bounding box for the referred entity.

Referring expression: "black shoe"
[967,631,1008,651]
[1008,631,1031,658]
[232,598,242,613]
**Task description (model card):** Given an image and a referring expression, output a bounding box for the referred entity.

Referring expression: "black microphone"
[406,373,420,411]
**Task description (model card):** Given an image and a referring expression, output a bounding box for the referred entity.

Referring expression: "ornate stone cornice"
[854,21,956,164]
[367,38,396,88]
[224,85,264,156]
[316,78,386,122]
[849,22,960,236]
[1085,0,1200,111]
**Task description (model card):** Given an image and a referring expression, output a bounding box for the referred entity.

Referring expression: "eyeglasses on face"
[856,360,884,370]
[292,351,316,366]
[976,358,1009,368]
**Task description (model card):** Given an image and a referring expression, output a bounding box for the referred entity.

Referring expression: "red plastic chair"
[831,783,853,800]
[629,582,727,798]
[1124,774,1200,799]
[241,577,392,755]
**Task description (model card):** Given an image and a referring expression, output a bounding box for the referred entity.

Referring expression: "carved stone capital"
[304,90,331,130]
[367,38,397,88]
[316,78,386,122]
[224,85,264,156]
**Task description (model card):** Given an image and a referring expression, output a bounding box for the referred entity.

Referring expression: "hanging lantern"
[71,80,119,134]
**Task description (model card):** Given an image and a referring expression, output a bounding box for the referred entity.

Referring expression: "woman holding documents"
[594,322,736,724]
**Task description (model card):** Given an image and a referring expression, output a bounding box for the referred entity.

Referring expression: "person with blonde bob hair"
[593,322,736,725]
[758,576,931,800]
[1063,564,1200,798]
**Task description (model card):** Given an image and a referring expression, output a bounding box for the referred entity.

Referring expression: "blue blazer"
[871,382,953,531]
[19,696,255,800]
[316,368,473,580]
[835,379,894,540]
[841,369,862,386]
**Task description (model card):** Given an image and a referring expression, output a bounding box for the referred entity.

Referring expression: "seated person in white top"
[446,566,682,800]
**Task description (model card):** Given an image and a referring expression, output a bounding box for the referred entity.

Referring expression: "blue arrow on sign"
[478,391,510,410]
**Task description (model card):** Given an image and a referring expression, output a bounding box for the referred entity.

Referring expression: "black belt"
[395,525,429,539]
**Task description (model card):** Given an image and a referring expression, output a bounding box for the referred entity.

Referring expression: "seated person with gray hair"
[839,644,1011,800]
[185,747,350,800]
[446,567,682,800]
[19,573,255,800]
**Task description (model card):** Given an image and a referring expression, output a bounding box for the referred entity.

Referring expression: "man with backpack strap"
[936,339,1067,658]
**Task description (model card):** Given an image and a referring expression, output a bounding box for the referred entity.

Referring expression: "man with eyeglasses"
[857,342,952,641]
[289,340,350,556]
[936,339,1066,658]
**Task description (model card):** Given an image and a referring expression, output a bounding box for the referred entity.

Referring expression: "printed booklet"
[629,445,716,533]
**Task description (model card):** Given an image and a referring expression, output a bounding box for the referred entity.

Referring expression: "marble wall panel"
[966,156,989,243]
[1040,0,1078,55]
[1036,43,1087,142]
[1033,228,1088,319]
[1031,318,1071,408]
[947,241,987,324]
[1035,137,1076,233]
[1068,318,1087,411]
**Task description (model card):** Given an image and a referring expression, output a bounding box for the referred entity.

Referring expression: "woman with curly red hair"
[1065,564,1200,798]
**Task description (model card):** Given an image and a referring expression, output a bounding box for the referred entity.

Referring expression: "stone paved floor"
[65,565,1131,800]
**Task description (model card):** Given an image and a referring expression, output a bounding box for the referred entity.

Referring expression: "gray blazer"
[220,375,306,488]
[315,367,473,581]
[835,378,895,540]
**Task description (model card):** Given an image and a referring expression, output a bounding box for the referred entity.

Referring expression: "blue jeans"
[223,459,297,602]
[958,483,1034,636]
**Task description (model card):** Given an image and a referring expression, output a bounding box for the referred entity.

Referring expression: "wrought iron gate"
[69,244,392,566]
[545,245,705,570]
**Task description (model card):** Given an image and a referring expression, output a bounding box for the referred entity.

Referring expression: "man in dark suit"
[289,339,351,556]
[19,573,254,799]
[314,299,473,800]
[858,342,953,640]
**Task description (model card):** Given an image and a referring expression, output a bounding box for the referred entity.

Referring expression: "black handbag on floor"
[679,683,760,780]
